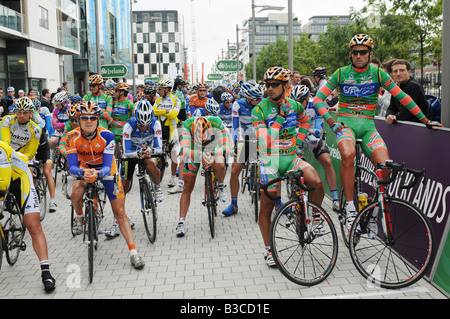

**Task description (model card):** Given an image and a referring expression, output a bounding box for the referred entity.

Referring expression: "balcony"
[0,4,22,34]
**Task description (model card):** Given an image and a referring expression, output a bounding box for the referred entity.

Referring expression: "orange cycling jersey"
[65,126,117,178]
[188,94,208,117]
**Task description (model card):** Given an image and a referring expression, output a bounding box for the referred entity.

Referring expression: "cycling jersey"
[313,64,426,157]
[252,97,312,192]
[187,94,208,117]
[83,92,113,128]
[153,93,180,142]
[52,104,70,136]
[122,117,162,159]
[1,115,41,161]
[58,120,76,157]
[111,98,135,141]
[181,116,229,176]
[192,107,206,118]
[0,141,40,215]
[232,98,257,143]
[218,103,232,129]
[65,127,124,201]
[38,107,54,136]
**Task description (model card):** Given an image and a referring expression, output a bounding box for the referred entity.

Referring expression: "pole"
[252,0,256,81]
[130,0,135,93]
[95,0,101,75]
[288,0,293,73]
[236,25,240,82]
[442,0,450,127]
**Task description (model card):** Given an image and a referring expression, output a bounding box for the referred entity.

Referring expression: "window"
[151,64,157,75]
[162,43,169,53]
[138,64,144,75]
[137,44,143,54]
[136,22,143,33]
[168,33,175,42]
[144,54,150,64]
[143,33,149,43]
[150,43,156,53]
[39,7,48,29]
[169,53,175,63]
[162,21,168,32]
[109,12,117,56]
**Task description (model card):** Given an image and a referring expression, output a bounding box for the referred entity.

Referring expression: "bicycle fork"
[375,169,393,243]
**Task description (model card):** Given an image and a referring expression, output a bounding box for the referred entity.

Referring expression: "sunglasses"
[70,118,78,123]
[89,84,99,87]
[265,82,282,89]
[80,115,98,121]
[351,49,370,56]
[197,89,207,92]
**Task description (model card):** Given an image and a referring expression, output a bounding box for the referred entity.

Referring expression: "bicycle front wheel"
[86,201,96,283]
[349,198,435,289]
[270,200,338,286]
[140,180,157,243]
[4,198,26,266]
[206,172,216,238]
[251,163,259,223]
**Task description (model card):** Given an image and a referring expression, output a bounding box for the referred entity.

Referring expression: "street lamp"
[130,0,137,95]
[236,24,251,83]
[251,1,285,80]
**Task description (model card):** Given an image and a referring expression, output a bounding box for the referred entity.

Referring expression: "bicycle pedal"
[20,242,26,251]
[201,200,206,206]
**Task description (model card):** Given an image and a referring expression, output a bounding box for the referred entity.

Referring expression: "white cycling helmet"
[240,81,264,100]
[205,98,220,115]
[14,97,34,112]
[135,99,154,126]
[53,91,68,105]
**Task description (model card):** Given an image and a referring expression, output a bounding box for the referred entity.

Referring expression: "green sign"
[216,60,244,72]
[101,64,128,78]
[207,74,224,81]
[145,77,159,83]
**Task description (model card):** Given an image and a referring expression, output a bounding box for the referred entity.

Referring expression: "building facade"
[132,10,185,83]
[0,0,80,96]
[71,0,132,95]
[302,15,351,43]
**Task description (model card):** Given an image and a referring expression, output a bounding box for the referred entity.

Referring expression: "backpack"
[425,94,441,122]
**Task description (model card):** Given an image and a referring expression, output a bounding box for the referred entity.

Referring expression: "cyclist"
[175,116,229,237]
[58,104,80,158]
[187,82,209,118]
[122,99,163,202]
[0,141,56,292]
[173,78,187,122]
[290,85,339,209]
[312,67,328,91]
[252,66,324,266]
[66,101,145,269]
[111,82,135,146]
[48,91,70,158]
[218,91,234,129]
[83,74,113,129]
[222,81,264,216]
[313,34,443,233]
[153,79,182,189]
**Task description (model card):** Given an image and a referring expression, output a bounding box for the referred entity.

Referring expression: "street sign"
[216,60,244,72]
[145,77,159,83]
[207,74,224,81]
[101,64,128,78]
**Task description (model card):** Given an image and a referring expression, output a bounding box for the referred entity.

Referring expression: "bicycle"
[69,175,110,283]
[239,139,260,223]
[201,164,218,239]
[154,140,171,182]
[261,170,339,286]
[135,158,158,243]
[0,190,26,270]
[345,159,435,289]
[29,160,48,221]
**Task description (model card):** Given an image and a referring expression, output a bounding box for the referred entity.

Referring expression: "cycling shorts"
[304,138,330,159]
[9,174,40,216]
[101,176,125,201]
[259,155,312,192]
[335,116,387,158]
[183,153,225,177]
[36,133,52,164]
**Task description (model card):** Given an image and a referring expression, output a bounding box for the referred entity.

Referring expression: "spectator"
[385,59,429,124]
[2,87,16,114]
[0,88,5,117]
[41,88,52,111]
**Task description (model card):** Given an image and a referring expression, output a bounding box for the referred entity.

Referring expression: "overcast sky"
[133,0,366,80]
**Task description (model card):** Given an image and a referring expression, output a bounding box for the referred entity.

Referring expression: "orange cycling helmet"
[349,34,374,50]
[79,101,101,117]
[89,74,104,85]
[192,117,212,146]
[66,104,80,118]
[263,67,291,82]
[115,82,131,93]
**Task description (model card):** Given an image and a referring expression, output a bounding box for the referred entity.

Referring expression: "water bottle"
[358,192,368,211]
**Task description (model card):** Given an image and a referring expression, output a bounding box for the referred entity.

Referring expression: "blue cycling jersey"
[305,98,324,135]
[192,107,206,118]
[218,103,232,129]
[122,117,163,158]
[232,98,256,142]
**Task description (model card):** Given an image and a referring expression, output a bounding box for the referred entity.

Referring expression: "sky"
[133,0,366,80]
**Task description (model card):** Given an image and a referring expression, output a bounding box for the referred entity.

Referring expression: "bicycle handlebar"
[260,170,315,201]
[376,160,426,189]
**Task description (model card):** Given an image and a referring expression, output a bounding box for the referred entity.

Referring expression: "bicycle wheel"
[0,233,3,271]
[85,201,96,283]
[140,179,157,243]
[36,177,48,222]
[240,162,249,194]
[206,172,216,238]
[4,197,26,266]
[349,198,435,289]
[270,200,338,286]
[156,154,167,183]
[251,163,259,223]
[338,182,363,248]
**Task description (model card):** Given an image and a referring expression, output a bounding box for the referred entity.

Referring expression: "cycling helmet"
[135,99,154,126]
[136,91,144,101]
[69,95,82,104]
[240,81,264,100]
[192,117,212,146]
[33,100,42,110]
[89,74,104,85]
[289,85,310,101]
[205,98,220,115]
[263,67,291,82]
[158,79,174,89]
[115,82,131,93]
[196,82,207,90]
[53,91,68,105]
[66,104,80,118]
[14,97,34,111]
[107,81,117,90]
[104,89,115,98]
[349,34,374,50]
[144,86,157,96]
[312,67,327,79]
[144,80,155,86]
[79,101,101,116]
[221,92,234,102]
